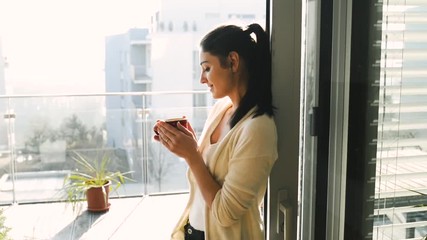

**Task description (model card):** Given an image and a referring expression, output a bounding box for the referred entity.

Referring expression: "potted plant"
[0,209,11,240]
[63,151,133,212]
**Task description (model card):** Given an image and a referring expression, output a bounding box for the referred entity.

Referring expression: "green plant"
[63,151,133,210]
[0,209,11,240]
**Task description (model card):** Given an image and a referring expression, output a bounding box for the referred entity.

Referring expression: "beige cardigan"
[171,97,278,240]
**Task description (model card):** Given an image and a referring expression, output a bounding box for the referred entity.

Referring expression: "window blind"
[374,0,427,239]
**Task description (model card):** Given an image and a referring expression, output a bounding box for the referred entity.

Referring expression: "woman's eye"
[204,67,210,72]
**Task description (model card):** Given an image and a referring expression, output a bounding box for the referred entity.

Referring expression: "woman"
[154,23,278,240]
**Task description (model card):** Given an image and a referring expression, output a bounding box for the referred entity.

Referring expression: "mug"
[164,117,188,128]
[154,117,188,135]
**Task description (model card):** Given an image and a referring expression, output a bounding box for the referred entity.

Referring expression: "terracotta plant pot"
[86,181,111,212]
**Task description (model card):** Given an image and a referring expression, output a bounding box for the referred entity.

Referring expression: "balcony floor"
[1,193,188,240]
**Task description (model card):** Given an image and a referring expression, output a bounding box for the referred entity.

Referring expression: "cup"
[164,117,188,128]
[154,117,188,135]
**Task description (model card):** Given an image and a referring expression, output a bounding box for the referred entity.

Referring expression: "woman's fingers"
[161,134,170,144]
[176,122,193,136]
[182,121,197,139]
[156,123,174,142]
[157,122,179,146]
[157,121,197,155]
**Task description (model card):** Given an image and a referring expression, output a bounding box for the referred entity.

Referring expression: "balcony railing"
[0,90,210,205]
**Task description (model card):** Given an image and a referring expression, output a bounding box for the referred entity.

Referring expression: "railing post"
[141,94,148,196]
[4,101,17,204]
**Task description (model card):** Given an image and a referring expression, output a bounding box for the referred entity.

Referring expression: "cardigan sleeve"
[210,115,278,227]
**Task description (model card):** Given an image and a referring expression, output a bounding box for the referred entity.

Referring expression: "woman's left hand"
[155,121,199,160]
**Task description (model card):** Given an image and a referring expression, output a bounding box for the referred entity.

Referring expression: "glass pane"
[298,0,321,239]
[374,1,427,239]
[0,93,212,203]
[0,0,267,204]
[145,93,211,194]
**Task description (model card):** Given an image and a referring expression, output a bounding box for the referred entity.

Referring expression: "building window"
[183,21,188,32]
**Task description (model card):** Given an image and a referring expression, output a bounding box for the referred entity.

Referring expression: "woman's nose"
[200,74,207,84]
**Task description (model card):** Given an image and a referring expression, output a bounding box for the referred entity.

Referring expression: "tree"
[24,123,55,153]
[148,143,176,192]
[59,114,90,149]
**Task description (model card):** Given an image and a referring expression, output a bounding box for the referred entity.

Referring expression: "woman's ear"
[228,51,240,73]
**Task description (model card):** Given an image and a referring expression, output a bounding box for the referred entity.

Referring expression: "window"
[342,1,427,239]
[0,0,266,204]
[374,1,427,239]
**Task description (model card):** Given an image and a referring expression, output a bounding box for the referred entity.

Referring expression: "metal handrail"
[0,90,209,99]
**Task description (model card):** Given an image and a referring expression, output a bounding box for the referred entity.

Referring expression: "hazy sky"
[0,0,156,94]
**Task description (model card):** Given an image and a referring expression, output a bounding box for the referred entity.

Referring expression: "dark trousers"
[184,223,205,240]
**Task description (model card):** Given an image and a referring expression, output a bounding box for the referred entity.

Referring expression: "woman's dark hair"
[200,23,274,128]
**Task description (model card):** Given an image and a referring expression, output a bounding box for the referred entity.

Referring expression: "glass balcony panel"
[145,92,211,194]
[0,91,210,204]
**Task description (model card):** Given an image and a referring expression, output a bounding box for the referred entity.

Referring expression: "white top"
[189,142,219,231]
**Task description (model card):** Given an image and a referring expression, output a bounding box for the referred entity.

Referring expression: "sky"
[0,0,156,94]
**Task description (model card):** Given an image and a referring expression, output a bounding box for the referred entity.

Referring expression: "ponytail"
[243,23,273,118]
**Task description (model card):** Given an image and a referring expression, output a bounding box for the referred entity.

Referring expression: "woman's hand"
[154,120,220,208]
[153,120,199,160]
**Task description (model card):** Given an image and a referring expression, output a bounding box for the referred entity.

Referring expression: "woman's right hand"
[155,120,199,160]
[182,121,197,140]
[153,120,161,141]
[153,119,197,142]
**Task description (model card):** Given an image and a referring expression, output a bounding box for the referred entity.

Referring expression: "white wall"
[269,0,302,239]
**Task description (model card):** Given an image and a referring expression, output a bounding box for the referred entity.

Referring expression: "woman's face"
[199,51,236,99]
